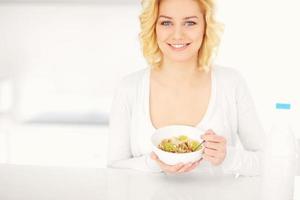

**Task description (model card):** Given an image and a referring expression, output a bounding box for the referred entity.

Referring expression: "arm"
[222,72,265,176]
[107,80,161,172]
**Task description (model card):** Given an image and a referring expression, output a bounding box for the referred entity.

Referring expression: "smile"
[168,43,191,51]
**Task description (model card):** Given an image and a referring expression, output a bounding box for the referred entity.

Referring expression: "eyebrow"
[158,15,199,20]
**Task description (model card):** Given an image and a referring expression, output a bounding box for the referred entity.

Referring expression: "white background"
[0,1,299,168]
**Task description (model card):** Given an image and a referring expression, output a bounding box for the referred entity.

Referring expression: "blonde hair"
[139,0,223,71]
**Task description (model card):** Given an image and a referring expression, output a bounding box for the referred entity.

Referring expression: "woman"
[107,0,265,176]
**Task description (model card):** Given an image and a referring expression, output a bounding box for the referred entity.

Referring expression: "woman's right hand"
[150,152,202,174]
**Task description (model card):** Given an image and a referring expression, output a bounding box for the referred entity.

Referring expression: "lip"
[167,43,191,51]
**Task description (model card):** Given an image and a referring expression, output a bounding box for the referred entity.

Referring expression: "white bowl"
[151,125,205,165]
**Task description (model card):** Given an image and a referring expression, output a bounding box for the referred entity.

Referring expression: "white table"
[0,164,298,200]
[0,164,263,200]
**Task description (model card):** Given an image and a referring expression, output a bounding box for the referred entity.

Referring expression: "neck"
[154,56,207,86]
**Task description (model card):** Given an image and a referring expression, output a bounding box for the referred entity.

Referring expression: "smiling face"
[155,0,205,64]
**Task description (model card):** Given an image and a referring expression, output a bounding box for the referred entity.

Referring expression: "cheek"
[156,27,171,42]
[190,30,205,48]
[193,28,205,41]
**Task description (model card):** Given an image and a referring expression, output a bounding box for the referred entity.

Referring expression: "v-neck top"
[108,65,265,176]
[145,67,216,131]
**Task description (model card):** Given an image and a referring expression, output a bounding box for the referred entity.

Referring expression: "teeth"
[170,44,188,48]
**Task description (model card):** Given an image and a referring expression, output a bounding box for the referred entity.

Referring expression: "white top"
[107,66,265,176]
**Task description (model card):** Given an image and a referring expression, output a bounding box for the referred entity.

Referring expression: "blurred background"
[0,0,299,169]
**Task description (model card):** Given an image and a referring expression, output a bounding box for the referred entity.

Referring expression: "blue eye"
[161,21,172,26]
[159,20,196,27]
[184,21,196,26]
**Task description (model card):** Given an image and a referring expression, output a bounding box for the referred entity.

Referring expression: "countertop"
[0,164,268,200]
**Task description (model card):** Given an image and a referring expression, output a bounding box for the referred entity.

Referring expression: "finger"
[151,153,165,167]
[204,148,218,157]
[201,130,214,139]
[176,162,194,173]
[160,163,181,173]
[151,152,181,170]
[151,152,201,174]
[151,152,158,160]
[177,158,203,173]
[204,148,226,160]
[202,135,226,143]
[157,160,179,171]
[166,163,186,173]
[202,134,224,142]
[202,154,220,165]
[204,141,225,151]
[182,163,199,173]
[185,159,203,172]
[205,129,216,135]
[193,158,203,165]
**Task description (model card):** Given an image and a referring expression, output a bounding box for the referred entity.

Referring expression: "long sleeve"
[221,71,265,176]
[107,79,161,172]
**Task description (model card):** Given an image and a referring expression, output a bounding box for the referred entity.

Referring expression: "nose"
[172,25,185,41]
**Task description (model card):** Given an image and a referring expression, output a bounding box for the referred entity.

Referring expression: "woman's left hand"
[201,129,227,166]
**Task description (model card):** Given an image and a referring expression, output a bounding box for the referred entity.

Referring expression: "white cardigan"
[107,66,265,176]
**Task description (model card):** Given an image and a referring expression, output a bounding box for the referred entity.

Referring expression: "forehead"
[158,0,203,18]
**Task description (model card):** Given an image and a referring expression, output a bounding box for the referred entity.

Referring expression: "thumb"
[151,152,158,160]
[205,129,215,135]
[201,129,215,139]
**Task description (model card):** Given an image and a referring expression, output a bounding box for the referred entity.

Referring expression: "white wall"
[0,3,145,166]
[0,3,146,122]
[216,0,300,136]
[1,2,299,130]
[0,1,299,167]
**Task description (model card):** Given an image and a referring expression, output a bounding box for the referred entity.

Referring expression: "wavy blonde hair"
[139,0,223,71]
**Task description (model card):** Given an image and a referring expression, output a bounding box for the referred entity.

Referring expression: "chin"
[166,54,198,63]
[170,58,193,63]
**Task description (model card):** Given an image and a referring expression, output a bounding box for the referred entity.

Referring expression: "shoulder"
[114,67,149,95]
[118,67,148,88]
[212,65,245,87]
[212,65,252,102]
